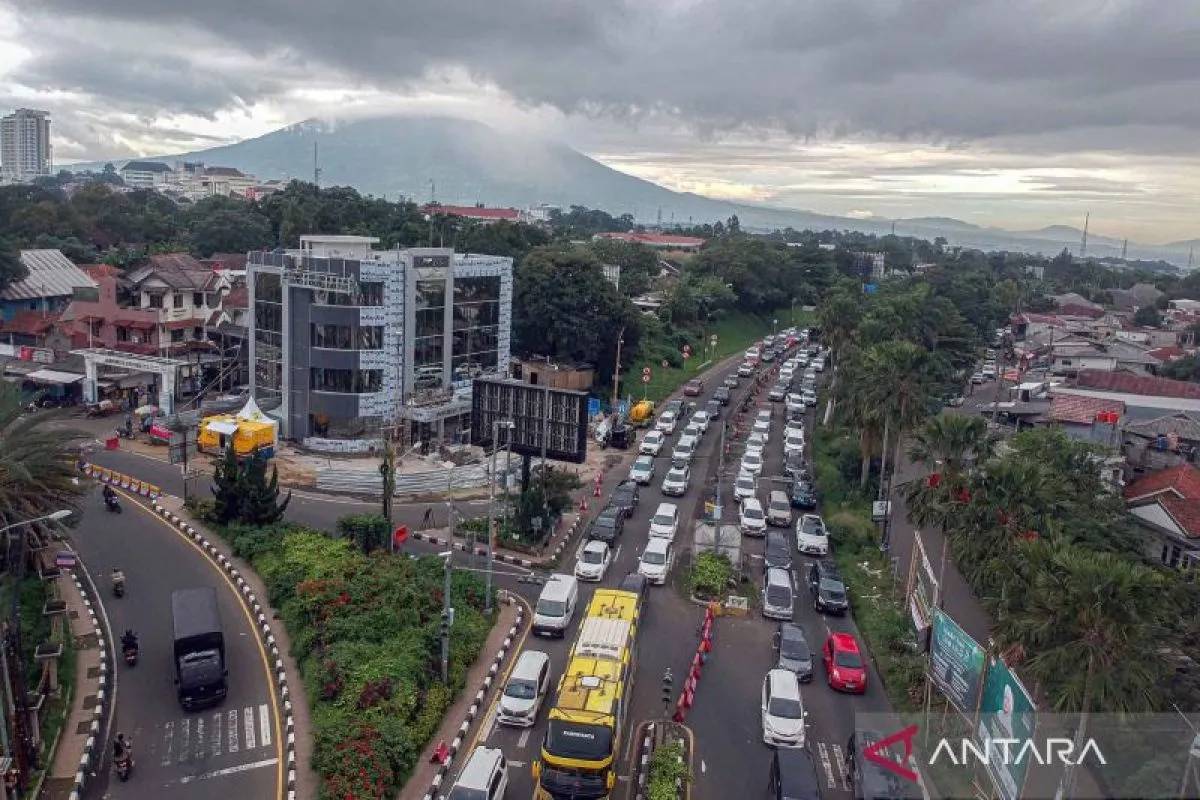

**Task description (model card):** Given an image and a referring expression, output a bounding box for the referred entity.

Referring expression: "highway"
[74,486,283,799]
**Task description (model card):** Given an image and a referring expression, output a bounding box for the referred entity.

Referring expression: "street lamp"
[0,510,71,534]
[486,420,514,614]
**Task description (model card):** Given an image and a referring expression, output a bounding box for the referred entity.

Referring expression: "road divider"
[77,462,161,500]
[672,605,717,724]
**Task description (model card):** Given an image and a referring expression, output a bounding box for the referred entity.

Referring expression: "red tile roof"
[78,263,122,278]
[1075,368,1200,400]
[1049,393,1125,425]
[422,204,520,221]
[595,231,706,248]
[1160,496,1200,538]
[1124,464,1200,502]
[0,310,60,336]
[1148,345,1188,362]
[222,285,248,309]
[1057,303,1105,319]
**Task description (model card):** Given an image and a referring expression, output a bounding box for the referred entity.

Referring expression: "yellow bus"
[534,588,640,799]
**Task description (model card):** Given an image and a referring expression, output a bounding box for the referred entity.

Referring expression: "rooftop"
[121,160,171,173]
[0,309,61,337]
[1124,464,1200,503]
[594,231,706,248]
[1048,392,1125,425]
[1074,368,1200,400]
[3,250,98,302]
[1124,411,1200,442]
[126,253,216,291]
[422,204,519,221]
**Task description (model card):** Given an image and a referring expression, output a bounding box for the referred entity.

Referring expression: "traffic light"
[661,668,673,713]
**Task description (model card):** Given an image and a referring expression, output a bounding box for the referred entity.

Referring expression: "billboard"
[929,609,985,713]
[471,377,589,464]
[977,659,1036,800]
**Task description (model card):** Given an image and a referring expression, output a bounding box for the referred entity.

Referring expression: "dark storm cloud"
[12,0,1200,147]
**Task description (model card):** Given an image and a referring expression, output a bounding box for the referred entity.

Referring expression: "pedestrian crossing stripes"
[160,704,272,766]
[815,741,850,791]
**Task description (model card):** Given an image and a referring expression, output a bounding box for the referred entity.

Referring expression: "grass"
[627,306,813,403]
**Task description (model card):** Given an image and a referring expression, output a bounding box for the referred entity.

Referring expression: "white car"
[783,430,805,455]
[691,410,711,435]
[740,451,764,476]
[574,540,612,582]
[796,514,829,556]
[650,502,680,541]
[752,419,771,439]
[740,497,767,536]
[745,432,767,455]
[761,668,806,748]
[756,409,773,424]
[629,455,656,485]
[737,362,756,377]
[683,422,703,441]
[734,472,758,503]
[655,412,678,435]
[745,346,761,360]
[637,538,675,585]
[813,360,825,373]
[785,393,804,413]
[640,430,666,456]
[661,464,691,497]
[801,390,817,407]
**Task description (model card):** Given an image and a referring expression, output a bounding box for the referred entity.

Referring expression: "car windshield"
[781,632,810,660]
[738,477,755,490]
[766,585,791,607]
[768,695,803,719]
[536,598,566,616]
[643,550,666,565]
[667,469,686,482]
[744,454,761,465]
[744,506,764,520]
[834,649,863,669]
[635,457,652,469]
[653,513,674,527]
[448,787,486,800]
[583,549,605,564]
[504,678,538,699]
[594,517,617,531]
[544,721,614,761]
[802,518,824,535]
[820,580,846,600]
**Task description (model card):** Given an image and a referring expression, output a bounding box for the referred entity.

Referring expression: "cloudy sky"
[2,0,1198,243]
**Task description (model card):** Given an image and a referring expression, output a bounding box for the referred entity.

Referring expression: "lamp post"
[486,420,514,614]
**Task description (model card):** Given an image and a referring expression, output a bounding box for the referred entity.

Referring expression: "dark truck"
[172,588,227,710]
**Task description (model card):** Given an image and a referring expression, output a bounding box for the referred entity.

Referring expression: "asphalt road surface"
[74,486,283,800]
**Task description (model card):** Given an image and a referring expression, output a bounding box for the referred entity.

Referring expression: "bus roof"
[550,655,624,723]
[573,618,633,661]
[584,588,640,622]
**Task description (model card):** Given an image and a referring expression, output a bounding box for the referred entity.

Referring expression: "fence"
[315,458,515,497]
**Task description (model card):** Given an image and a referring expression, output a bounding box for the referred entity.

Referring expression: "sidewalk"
[400,598,525,800]
[42,561,106,800]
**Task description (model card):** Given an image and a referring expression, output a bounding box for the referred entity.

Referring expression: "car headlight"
[831,669,841,681]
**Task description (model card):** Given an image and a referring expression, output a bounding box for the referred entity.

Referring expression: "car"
[812,359,825,373]
[970,372,985,385]
[587,505,625,543]
[761,668,806,747]
[734,472,758,503]
[611,479,640,517]
[745,431,767,455]
[639,429,666,456]
[722,375,740,389]
[672,435,698,463]
[498,649,552,727]
[664,399,685,417]
[705,399,722,420]
[637,538,675,585]
[768,384,787,402]
[737,363,756,378]
[752,419,772,438]
[796,514,828,556]
[714,386,733,405]
[629,455,656,485]
[756,408,773,423]
[449,747,508,800]
[740,450,764,476]
[823,632,867,694]
[618,572,649,606]
[575,539,612,581]
[775,623,814,683]
[763,335,775,348]
[761,349,776,363]
[655,412,678,435]
[683,421,703,441]
[764,529,792,571]
[649,502,680,540]
[691,410,711,435]
[683,379,704,397]
[784,418,805,437]
[783,429,805,455]
[807,559,848,614]
[745,346,761,360]
[945,396,965,408]
[661,463,691,497]
[740,497,767,536]
[783,450,808,479]
[801,390,817,407]
[790,479,817,509]
[763,567,795,620]
[785,393,804,413]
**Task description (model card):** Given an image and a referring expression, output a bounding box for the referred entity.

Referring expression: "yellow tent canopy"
[198,403,277,458]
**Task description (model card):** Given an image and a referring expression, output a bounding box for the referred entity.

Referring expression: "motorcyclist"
[113,732,131,762]
[121,629,138,652]
[102,485,116,503]
[111,567,125,591]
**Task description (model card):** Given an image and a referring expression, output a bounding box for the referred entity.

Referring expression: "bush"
[646,739,688,800]
[825,510,877,551]
[336,513,390,553]
[688,552,732,599]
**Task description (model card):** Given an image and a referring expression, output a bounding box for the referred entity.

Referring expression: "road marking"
[195,716,206,761]
[259,703,272,748]
[700,759,706,774]
[517,728,532,749]
[227,709,239,753]
[244,706,256,750]
[161,720,175,766]
[507,760,527,768]
[832,744,850,790]
[816,742,835,788]
[212,712,223,757]
[178,757,280,784]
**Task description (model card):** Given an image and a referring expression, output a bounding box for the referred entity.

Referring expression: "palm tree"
[0,383,85,566]
[816,284,863,425]
[863,341,935,488]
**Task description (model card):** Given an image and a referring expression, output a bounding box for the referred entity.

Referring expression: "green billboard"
[976,659,1036,800]
[930,609,985,713]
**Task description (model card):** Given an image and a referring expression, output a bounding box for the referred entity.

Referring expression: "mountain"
[68,114,1194,267]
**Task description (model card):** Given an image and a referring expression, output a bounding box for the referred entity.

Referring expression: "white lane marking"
[161,721,175,766]
[517,728,532,749]
[178,757,279,784]
[178,717,191,763]
[478,705,498,743]
[259,703,271,748]
[211,713,223,758]
[194,716,206,761]
[244,706,256,750]
[227,709,239,753]
[816,742,835,788]
[701,760,707,774]
[507,760,527,768]
[833,744,850,790]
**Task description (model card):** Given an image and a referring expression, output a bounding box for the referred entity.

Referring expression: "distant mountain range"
[68,115,1196,268]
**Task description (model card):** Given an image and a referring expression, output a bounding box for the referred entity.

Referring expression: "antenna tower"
[1121,238,1128,260]
[313,139,322,187]
[1080,212,1090,257]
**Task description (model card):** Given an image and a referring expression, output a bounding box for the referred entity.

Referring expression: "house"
[1123,411,1200,471]
[122,253,230,354]
[120,160,173,188]
[1042,392,1125,445]
[1115,323,1179,348]
[1169,299,1200,315]
[422,203,522,224]
[1124,464,1200,569]
[0,309,70,350]
[59,264,164,355]
[1049,292,1102,313]
[1,250,98,320]
[592,231,706,251]
[1010,312,1068,341]
[1049,340,1158,376]
[1066,369,1200,420]
[1109,282,1164,311]
[1148,345,1189,365]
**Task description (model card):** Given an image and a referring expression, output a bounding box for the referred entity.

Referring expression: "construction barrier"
[79,463,162,500]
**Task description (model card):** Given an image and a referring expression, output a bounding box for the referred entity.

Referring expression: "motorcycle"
[114,752,133,781]
[104,494,122,514]
[112,574,125,598]
[123,644,138,667]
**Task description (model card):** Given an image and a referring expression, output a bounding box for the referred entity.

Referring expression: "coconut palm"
[862,341,936,487]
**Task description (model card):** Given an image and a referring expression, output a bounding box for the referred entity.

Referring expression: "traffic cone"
[579,498,588,512]
[699,636,712,654]
[593,482,601,497]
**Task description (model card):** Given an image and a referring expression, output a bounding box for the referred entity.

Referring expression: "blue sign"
[587,397,601,417]
[617,399,630,418]
[864,283,878,294]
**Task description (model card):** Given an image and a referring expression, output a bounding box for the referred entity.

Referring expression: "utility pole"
[439,550,452,684]
[381,438,395,550]
[312,139,321,187]
[610,326,626,410]
[485,420,511,614]
[714,422,726,524]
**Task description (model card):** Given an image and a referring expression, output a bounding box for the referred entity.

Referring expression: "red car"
[823,632,867,694]
[683,379,704,397]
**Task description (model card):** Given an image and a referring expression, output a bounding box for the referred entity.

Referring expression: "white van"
[649,502,680,541]
[449,746,508,800]
[498,650,551,727]
[672,434,698,463]
[767,491,792,527]
[532,574,579,637]
[656,411,678,435]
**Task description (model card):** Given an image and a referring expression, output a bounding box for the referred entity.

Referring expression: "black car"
[764,529,792,571]
[705,399,722,420]
[713,386,732,405]
[808,559,849,615]
[790,479,817,509]
[783,450,808,479]
[588,505,625,543]
[610,480,640,518]
[774,622,815,682]
[618,572,648,607]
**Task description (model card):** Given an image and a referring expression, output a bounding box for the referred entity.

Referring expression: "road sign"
[709,334,718,345]
[392,525,409,546]
[54,550,76,569]
[587,397,601,417]
[682,344,692,355]
[642,374,651,384]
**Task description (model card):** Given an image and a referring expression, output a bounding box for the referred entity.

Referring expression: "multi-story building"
[119,160,173,188]
[247,235,512,447]
[122,253,231,354]
[0,108,51,181]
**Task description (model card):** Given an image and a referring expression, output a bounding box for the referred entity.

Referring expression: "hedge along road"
[75,485,283,799]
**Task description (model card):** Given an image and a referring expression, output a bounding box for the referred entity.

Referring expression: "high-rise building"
[0,108,52,181]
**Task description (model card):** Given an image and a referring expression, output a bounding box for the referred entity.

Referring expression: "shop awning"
[113,319,156,330]
[24,369,84,385]
[206,420,239,435]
